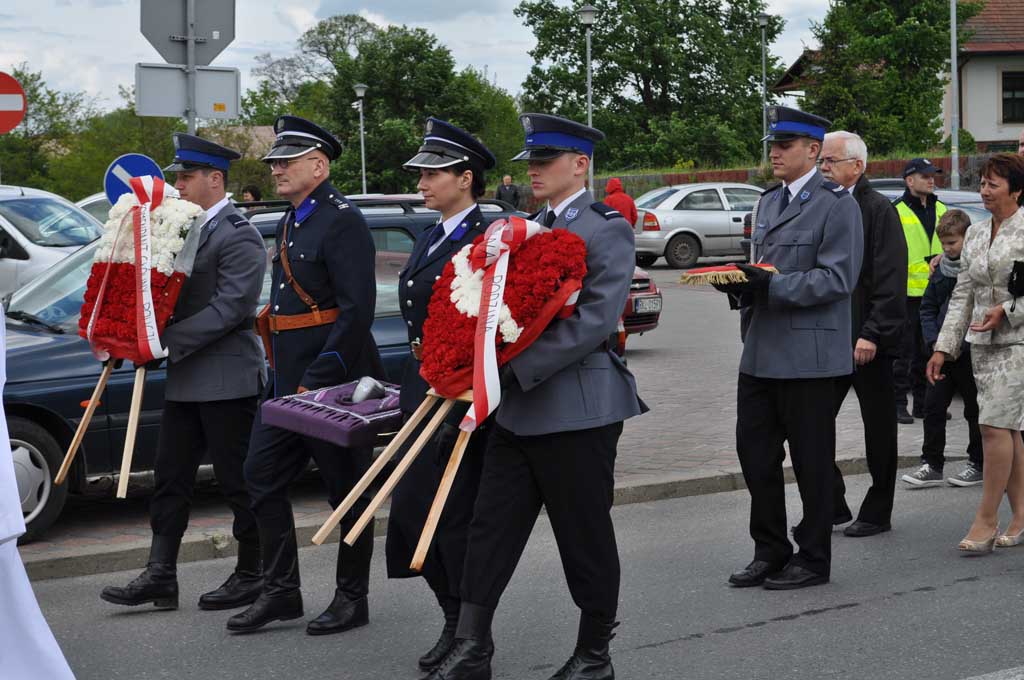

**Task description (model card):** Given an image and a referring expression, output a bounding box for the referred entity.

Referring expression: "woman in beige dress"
[928,153,1024,552]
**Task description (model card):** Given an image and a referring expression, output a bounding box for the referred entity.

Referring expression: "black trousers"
[150,397,259,550]
[461,422,622,620]
[244,405,373,599]
[386,418,486,598]
[832,356,899,525]
[737,373,835,577]
[894,297,927,411]
[922,351,983,470]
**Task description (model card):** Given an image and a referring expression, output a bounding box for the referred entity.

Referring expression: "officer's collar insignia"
[800,190,811,201]
[522,116,533,134]
[566,207,580,221]
[295,195,320,222]
[450,221,469,241]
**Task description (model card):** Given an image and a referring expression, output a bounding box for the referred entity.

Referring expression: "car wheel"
[665,233,701,269]
[10,416,68,543]
[635,254,657,267]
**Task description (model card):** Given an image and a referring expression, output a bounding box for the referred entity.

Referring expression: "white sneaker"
[901,464,944,487]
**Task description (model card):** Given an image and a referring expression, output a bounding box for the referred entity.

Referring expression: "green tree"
[515,0,784,169]
[802,0,984,155]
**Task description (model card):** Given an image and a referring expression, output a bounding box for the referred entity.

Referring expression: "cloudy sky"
[1,0,825,110]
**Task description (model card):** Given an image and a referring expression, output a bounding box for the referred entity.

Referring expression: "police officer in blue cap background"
[384,117,496,673]
[713,105,863,591]
[227,115,384,635]
[426,113,646,680]
[101,133,269,613]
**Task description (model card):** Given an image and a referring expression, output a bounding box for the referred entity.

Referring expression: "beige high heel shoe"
[996,527,1024,547]
[959,526,999,554]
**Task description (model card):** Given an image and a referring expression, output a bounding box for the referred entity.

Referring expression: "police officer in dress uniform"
[226,116,384,634]
[386,118,496,673]
[426,114,647,680]
[100,134,268,612]
[715,107,863,591]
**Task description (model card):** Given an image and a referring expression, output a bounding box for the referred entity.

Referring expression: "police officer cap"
[902,157,943,177]
[511,113,605,162]
[163,133,241,173]
[762,106,831,143]
[403,118,496,173]
[262,115,343,163]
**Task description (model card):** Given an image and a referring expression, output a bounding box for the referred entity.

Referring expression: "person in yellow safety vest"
[892,158,946,425]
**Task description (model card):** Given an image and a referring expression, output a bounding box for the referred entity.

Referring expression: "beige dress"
[935,208,1024,429]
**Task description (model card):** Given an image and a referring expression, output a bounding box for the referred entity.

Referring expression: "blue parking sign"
[103,154,164,206]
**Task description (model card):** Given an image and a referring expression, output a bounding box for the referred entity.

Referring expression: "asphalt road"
[35,473,1024,680]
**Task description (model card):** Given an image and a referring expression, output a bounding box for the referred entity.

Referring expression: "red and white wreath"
[420,216,587,431]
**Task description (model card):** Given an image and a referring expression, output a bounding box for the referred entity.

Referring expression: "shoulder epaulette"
[762,182,783,195]
[821,180,845,194]
[528,209,543,221]
[224,213,250,228]
[329,194,350,211]
[590,202,622,219]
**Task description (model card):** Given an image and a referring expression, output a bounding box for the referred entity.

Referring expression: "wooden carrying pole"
[116,367,147,499]
[55,362,113,485]
[310,393,440,545]
[342,398,456,546]
[409,426,472,571]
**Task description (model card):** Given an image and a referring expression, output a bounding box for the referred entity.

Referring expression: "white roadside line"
[962,668,1024,680]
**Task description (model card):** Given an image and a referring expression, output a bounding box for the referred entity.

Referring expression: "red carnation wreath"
[420,219,587,409]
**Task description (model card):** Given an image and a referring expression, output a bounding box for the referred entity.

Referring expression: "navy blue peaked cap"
[262,115,343,162]
[512,113,604,161]
[762,106,831,142]
[403,117,496,173]
[164,133,241,172]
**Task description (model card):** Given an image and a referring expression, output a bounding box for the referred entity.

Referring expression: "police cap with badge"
[403,117,496,173]
[512,113,604,161]
[262,115,343,162]
[902,157,943,178]
[164,133,241,173]
[762,106,831,142]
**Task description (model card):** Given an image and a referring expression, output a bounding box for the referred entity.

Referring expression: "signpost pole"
[950,0,960,191]
[186,0,197,134]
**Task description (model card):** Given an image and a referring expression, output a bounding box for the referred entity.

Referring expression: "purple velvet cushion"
[261,380,402,448]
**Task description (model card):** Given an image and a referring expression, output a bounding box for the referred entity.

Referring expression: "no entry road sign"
[0,72,27,135]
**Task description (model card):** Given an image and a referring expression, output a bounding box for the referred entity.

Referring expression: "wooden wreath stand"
[311,388,474,572]
[55,364,147,499]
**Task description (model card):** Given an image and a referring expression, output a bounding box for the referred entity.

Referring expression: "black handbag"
[1009,260,1024,311]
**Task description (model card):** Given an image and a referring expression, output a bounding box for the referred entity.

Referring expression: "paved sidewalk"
[21,270,972,579]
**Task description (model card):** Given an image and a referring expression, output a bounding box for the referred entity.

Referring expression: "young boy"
[902,209,983,487]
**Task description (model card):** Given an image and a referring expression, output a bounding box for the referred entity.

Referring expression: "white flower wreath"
[448,243,523,344]
[95,191,203,276]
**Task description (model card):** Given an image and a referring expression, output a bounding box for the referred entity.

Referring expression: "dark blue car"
[7,197,519,540]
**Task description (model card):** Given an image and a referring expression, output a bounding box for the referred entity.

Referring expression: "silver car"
[633,182,763,268]
[0,186,102,296]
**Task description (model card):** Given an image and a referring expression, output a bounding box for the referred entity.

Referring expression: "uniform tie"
[779,188,791,213]
[426,222,446,249]
[543,209,557,228]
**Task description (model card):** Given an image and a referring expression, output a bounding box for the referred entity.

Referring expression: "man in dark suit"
[819,131,907,538]
[494,174,521,208]
[715,106,863,591]
[227,116,384,635]
[100,133,268,612]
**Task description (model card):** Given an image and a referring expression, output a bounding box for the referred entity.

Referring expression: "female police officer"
[386,118,496,672]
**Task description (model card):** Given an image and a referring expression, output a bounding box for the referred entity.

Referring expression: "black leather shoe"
[425,602,494,680]
[226,592,303,633]
[548,615,618,680]
[843,520,891,538]
[306,590,369,636]
[912,405,925,419]
[728,560,784,587]
[763,564,828,590]
[419,596,460,671]
[100,535,180,609]
[198,571,263,611]
[896,407,914,424]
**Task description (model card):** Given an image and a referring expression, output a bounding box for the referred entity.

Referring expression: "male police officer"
[227,116,384,635]
[427,114,646,680]
[101,134,268,612]
[716,106,863,591]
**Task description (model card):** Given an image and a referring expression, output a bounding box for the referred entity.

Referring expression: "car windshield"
[0,197,101,246]
[636,188,677,209]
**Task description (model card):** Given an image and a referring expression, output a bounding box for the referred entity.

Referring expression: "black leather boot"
[100,535,180,609]
[425,602,494,680]
[306,528,373,635]
[306,588,369,636]
[548,614,619,680]
[225,591,304,633]
[226,520,303,633]
[199,541,263,611]
[418,594,460,671]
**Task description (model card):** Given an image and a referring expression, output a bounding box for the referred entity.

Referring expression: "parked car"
[633,182,763,269]
[625,267,661,335]
[75,191,112,225]
[7,195,524,541]
[0,185,102,296]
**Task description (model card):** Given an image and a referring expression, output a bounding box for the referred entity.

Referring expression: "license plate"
[634,297,662,314]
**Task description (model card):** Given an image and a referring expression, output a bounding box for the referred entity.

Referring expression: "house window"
[1003,72,1024,124]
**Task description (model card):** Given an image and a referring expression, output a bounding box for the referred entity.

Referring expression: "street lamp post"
[758,13,770,168]
[353,82,368,194]
[950,0,960,190]
[578,4,598,190]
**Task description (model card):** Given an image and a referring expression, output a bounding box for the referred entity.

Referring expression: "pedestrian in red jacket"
[603,177,638,226]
